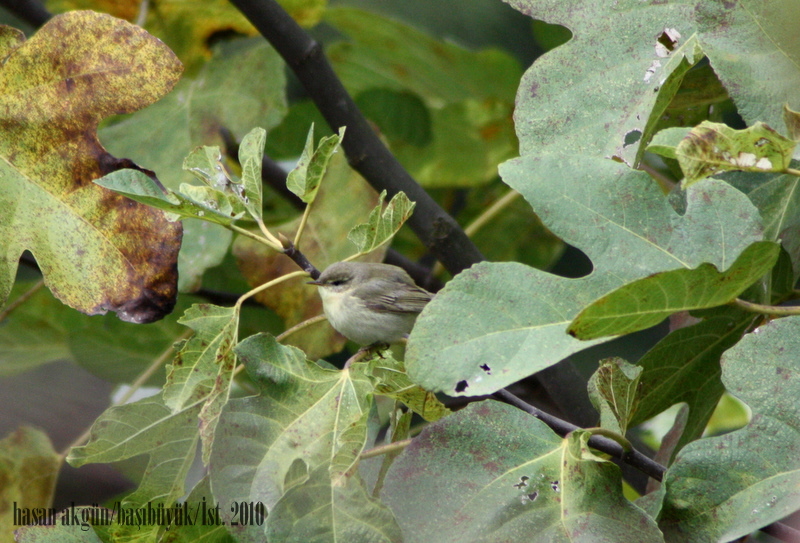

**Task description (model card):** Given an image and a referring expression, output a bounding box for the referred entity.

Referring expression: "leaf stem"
[255,217,285,249]
[464,189,521,238]
[431,189,520,277]
[785,167,800,177]
[276,314,328,342]
[360,438,412,460]
[733,298,800,316]
[235,270,310,309]
[293,201,314,247]
[0,279,45,323]
[229,223,283,252]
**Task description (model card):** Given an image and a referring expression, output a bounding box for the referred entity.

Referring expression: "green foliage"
[4,1,800,542]
[587,357,642,436]
[568,241,780,339]
[348,191,416,256]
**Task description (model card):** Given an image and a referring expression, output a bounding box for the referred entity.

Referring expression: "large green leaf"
[408,157,764,396]
[568,241,779,340]
[505,0,800,164]
[629,312,754,458]
[0,11,183,323]
[382,401,663,542]
[210,333,374,538]
[67,394,202,542]
[266,464,403,542]
[658,316,800,541]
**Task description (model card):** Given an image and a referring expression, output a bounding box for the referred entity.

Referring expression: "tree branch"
[493,388,665,481]
[0,0,52,28]
[227,0,484,276]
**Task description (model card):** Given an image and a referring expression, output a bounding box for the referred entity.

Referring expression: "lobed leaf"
[409,156,764,396]
[67,394,202,541]
[0,11,183,323]
[210,333,374,538]
[382,401,663,542]
[569,241,780,340]
[267,464,403,542]
[659,316,800,541]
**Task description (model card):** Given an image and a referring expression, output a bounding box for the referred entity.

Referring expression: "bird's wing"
[363,281,433,314]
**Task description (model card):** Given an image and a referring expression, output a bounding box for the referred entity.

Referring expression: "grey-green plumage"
[309,262,433,345]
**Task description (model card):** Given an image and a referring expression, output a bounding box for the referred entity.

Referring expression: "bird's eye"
[331,279,345,286]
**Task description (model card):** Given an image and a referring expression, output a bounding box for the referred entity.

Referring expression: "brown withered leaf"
[0,11,184,323]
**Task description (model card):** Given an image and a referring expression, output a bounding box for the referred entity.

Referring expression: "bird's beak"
[307,279,322,286]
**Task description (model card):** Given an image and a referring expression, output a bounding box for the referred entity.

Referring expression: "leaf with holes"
[0,11,183,323]
[676,122,796,186]
[382,401,663,542]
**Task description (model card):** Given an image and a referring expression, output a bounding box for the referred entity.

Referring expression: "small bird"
[308,261,434,346]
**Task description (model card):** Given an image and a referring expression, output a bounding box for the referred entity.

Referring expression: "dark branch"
[493,389,665,481]
[226,0,597,436]
[0,0,52,28]
[281,239,320,279]
[227,0,484,276]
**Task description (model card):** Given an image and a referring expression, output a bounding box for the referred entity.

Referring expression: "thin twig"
[493,388,665,481]
[360,438,412,460]
[276,314,328,341]
[464,189,521,238]
[235,269,309,308]
[293,202,314,247]
[432,189,520,277]
[734,298,800,316]
[0,279,44,323]
[228,223,282,251]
